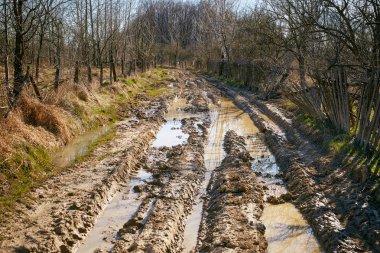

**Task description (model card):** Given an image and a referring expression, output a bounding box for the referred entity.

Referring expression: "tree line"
[1,0,380,152]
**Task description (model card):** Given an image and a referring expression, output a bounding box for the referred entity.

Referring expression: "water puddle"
[183,98,260,252]
[52,125,110,168]
[75,169,152,253]
[248,133,322,253]
[183,97,321,253]
[262,203,321,253]
[152,97,200,148]
[152,120,189,148]
[166,97,199,119]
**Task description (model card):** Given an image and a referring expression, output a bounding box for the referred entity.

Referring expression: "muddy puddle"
[75,169,152,253]
[52,125,110,168]
[248,132,322,253]
[262,203,321,253]
[152,120,189,147]
[73,95,321,253]
[183,98,261,252]
[152,97,198,148]
[183,98,321,253]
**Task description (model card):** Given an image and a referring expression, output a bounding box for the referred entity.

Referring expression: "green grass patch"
[154,68,169,80]
[300,113,327,131]
[148,87,168,97]
[120,78,137,86]
[327,134,351,154]
[0,143,52,214]
[92,104,118,124]
[117,94,127,102]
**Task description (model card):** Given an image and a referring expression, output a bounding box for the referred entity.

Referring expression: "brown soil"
[207,76,380,253]
[197,130,267,253]
[2,71,378,253]
[113,78,212,253]
[0,94,170,253]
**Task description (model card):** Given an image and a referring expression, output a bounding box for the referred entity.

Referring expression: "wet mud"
[207,76,380,252]
[111,80,211,253]
[1,71,361,253]
[0,72,179,253]
[197,131,267,252]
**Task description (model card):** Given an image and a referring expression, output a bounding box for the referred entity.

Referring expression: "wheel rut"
[0,71,325,253]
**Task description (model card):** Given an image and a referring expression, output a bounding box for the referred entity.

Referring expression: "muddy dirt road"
[0,70,378,253]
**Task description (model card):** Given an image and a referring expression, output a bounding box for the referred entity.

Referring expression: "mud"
[0,70,183,253]
[111,79,211,252]
[183,95,263,253]
[197,131,267,252]
[207,76,380,252]
[75,168,153,253]
[2,71,369,253]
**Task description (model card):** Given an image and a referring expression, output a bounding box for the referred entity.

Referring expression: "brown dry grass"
[0,66,172,212]
[0,110,58,157]
[17,93,72,144]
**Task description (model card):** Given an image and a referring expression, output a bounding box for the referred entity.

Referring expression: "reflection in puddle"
[152,97,199,148]
[165,97,199,119]
[247,119,322,253]
[183,98,260,252]
[75,169,152,253]
[152,120,189,148]
[52,125,110,168]
[182,97,321,253]
[262,203,322,253]
[252,156,279,176]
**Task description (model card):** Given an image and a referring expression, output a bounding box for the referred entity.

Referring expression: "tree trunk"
[85,0,92,84]
[128,61,132,76]
[35,15,47,85]
[54,23,62,92]
[3,0,11,107]
[87,64,92,83]
[121,55,126,77]
[26,66,42,101]
[100,61,104,85]
[74,61,80,83]
[35,31,44,84]
[112,60,117,82]
[54,68,60,92]
[109,51,113,85]
[298,55,307,89]
[89,0,96,65]
[13,0,25,102]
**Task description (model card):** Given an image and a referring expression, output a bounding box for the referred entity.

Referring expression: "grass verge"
[0,67,172,217]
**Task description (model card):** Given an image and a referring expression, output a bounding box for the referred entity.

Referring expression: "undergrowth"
[212,74,380,205]
[0,67,171,216]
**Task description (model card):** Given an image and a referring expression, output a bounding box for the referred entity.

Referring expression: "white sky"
[238,0,257,8]
[188,0,258,9]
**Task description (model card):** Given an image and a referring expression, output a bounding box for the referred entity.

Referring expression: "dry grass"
[0,66,172,212]
[17,93,72,144]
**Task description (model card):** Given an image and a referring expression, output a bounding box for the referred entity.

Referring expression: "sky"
[238,0,257,9]
[189,0,258,9]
